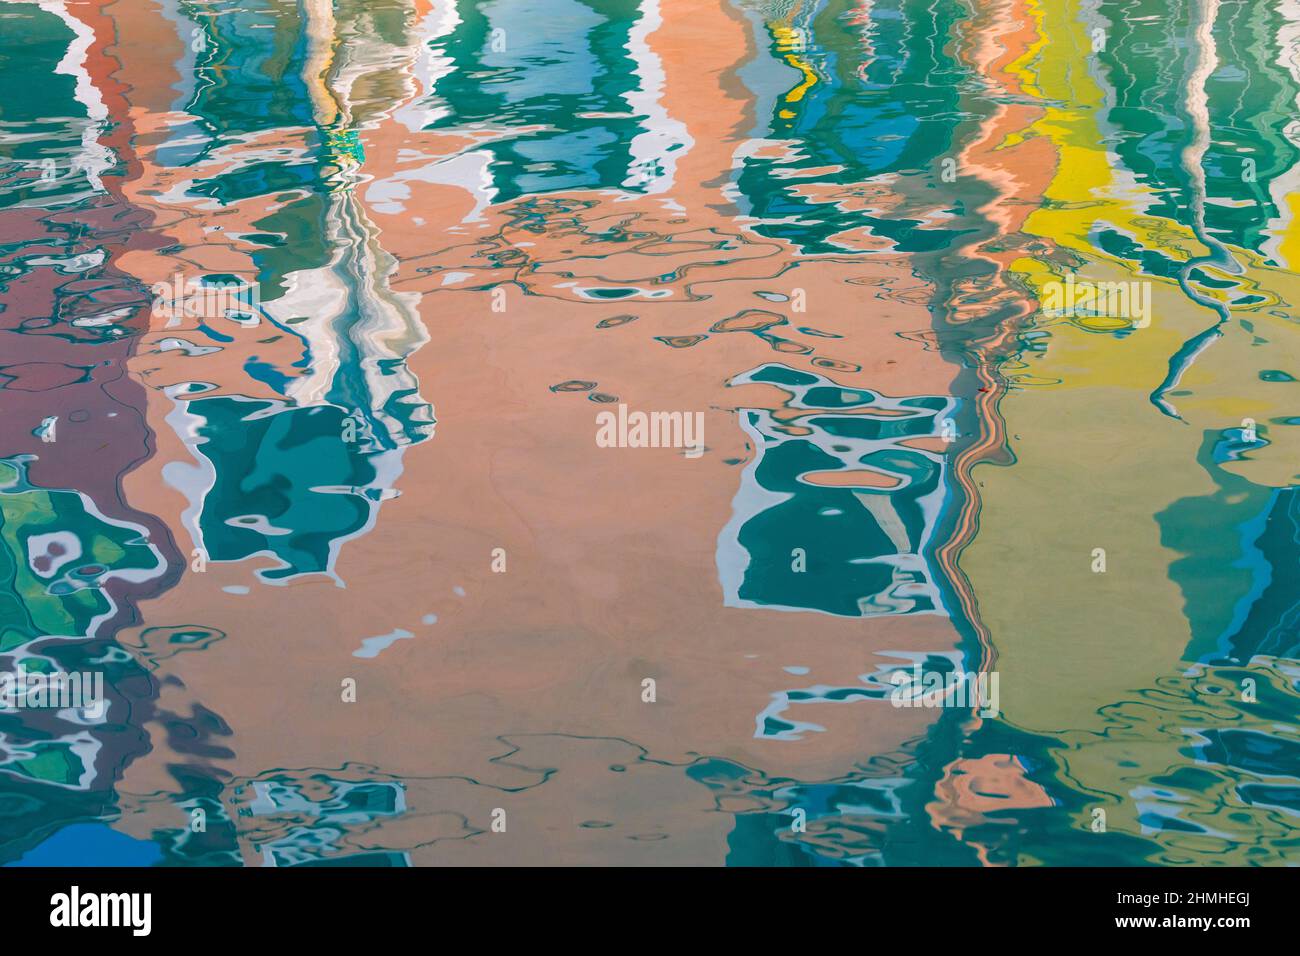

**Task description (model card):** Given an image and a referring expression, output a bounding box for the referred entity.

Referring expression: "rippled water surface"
[1,0,1298,866]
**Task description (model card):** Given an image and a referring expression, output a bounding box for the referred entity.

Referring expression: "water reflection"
[0,0,1296,867]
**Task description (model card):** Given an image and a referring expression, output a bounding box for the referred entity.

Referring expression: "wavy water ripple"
[0,0,1296,868]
